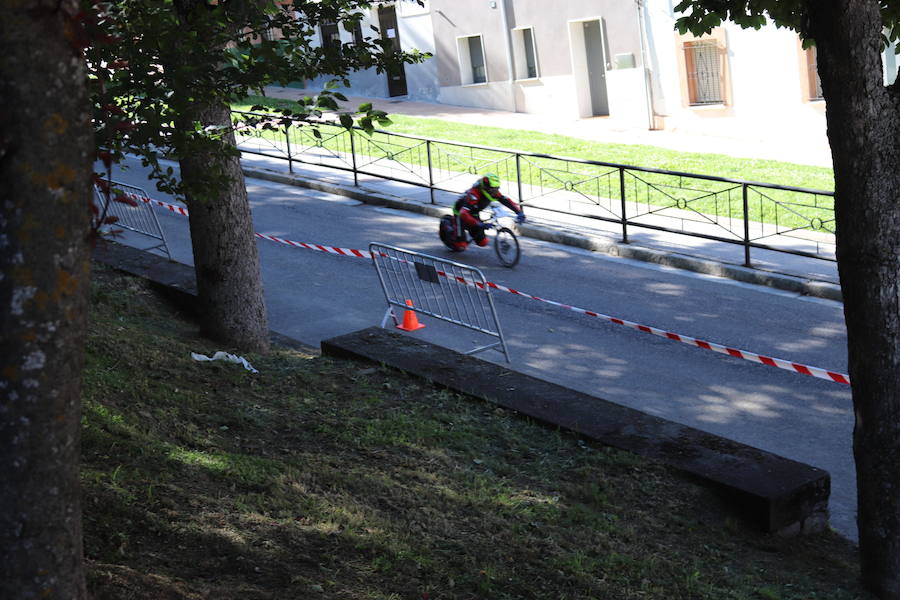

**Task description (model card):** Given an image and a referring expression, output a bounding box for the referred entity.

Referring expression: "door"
[378,4,408,97]
[583,20,609,116]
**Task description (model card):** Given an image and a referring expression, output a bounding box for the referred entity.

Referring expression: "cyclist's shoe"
[516,212,526,224]
[476,236,489,247]
[452,240,469,251]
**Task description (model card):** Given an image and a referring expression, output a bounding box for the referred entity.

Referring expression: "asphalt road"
[107,159,856,542]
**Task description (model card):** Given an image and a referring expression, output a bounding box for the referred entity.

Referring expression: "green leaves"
[672,0,898,48]
[674,1,794,36]
[86,0,431,199]
[315,94,339,111]
[355,107,392,135]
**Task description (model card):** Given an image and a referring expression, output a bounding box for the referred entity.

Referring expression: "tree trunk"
[809,1,900,596]
[0,2,93,599]
[177,100,271,354]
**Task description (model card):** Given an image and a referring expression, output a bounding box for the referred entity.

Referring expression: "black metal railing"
[232,110,835,266]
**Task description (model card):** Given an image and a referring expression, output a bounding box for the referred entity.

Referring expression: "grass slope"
[82,265,866,600]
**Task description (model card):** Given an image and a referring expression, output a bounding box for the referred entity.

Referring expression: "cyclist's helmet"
[481,173,501,191]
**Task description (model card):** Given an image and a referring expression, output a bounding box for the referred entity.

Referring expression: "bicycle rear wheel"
[439,215,458,251]
[493,227,520,267]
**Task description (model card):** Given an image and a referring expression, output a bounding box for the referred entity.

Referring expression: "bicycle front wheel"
[494,227,520,268]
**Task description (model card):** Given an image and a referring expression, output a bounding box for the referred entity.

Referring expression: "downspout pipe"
[636,0,656,130]
[498,0,517,112]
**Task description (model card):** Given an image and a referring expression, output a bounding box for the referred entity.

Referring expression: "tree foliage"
[673,0,900,49]
[87,0,430,201]
[84,0,430,352]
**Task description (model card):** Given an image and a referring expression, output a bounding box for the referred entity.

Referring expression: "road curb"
[242,165,843,303]
[92,241,321,356]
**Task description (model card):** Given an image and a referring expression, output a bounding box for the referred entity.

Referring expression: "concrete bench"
[321,327,830,535]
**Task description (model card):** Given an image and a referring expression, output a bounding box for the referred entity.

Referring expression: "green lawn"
[234,94,834,189]
[233,95,835,231]
[82,264,868,600]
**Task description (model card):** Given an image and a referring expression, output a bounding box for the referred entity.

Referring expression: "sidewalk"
[262,86,834,169]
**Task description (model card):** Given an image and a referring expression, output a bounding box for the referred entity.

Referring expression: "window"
[676,28,730,108]
[261,16,277,42]
[351,21,364,45]
[805,46,824,100]
[512,27,538,80]
[320,20,341,52]
[254,14,278,42]
[684,40,724,105]
[457,35,487,85]
[322,16,365,48]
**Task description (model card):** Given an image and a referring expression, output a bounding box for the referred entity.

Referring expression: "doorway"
[582,20,609,116]
[378,4,408,97]
[568,17,610,118]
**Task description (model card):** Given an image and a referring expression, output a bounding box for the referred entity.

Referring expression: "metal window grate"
[807,47,823,100]
[685,41,723,105]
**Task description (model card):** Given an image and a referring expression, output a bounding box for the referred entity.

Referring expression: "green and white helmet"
[482,173,501,189]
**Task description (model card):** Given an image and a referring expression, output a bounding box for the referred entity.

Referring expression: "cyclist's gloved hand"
[482,222,495,230]
[515,212,526,224]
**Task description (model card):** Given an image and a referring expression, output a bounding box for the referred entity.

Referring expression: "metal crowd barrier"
[94,180,171,260]
[370,243,510,362]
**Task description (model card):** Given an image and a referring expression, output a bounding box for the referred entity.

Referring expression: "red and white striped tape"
[445,275,850,385]
[253,232,370,258]
[138,193,850,385]
[122,191,190,217]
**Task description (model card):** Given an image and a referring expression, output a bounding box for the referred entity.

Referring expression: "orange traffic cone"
[396,299,425,331]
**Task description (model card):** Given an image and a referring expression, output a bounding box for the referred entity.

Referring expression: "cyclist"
[446,173,525,251]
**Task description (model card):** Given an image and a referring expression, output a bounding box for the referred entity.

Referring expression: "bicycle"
[438,206,521,268]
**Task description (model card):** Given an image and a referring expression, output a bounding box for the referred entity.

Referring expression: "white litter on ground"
[191,351,259,374]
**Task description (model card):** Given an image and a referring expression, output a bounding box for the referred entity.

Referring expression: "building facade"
[306,0,439,100]
[429,0,650,128]
[313,0,900,139]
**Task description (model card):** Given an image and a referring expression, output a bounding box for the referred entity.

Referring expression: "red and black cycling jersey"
[453,182,522,225]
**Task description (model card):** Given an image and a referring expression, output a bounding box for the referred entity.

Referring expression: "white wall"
[512,74,579,117]
[724,24,825,139]
[500,15,649,127]
[308,2,439,100]
[643,0,679,118]
[436,81,513,110]
[398,2,439,100]
[606,68,651,128]
[645,2,826,141]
